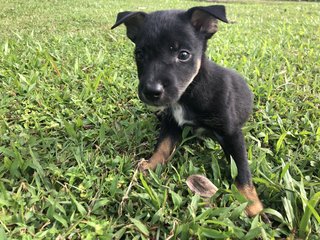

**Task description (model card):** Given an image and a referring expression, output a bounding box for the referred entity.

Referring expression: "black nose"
[144,83,164,101]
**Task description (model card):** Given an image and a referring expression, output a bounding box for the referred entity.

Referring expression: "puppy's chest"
[171,103,195,126]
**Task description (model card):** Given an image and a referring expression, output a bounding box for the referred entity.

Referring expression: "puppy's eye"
[178,51,191,62]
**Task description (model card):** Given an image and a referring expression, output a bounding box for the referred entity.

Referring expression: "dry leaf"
[186,175,218,198]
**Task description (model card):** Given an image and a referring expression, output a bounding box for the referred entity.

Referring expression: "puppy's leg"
[220,129,263,217]
[139,116,182,171]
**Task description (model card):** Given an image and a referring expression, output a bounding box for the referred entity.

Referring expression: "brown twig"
[118,167,139,216]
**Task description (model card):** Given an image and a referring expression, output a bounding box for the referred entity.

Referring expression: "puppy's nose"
[144,83,164,101]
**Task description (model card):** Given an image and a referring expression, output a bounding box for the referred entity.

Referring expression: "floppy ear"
[111,11,146,42]
[187,5,228,38]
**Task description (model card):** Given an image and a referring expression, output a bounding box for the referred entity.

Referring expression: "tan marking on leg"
[138,137,175,172]
[237,184,264,217]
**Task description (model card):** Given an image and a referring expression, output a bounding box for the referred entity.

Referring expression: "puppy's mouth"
[139,91,173,107]
[139,86,184,107]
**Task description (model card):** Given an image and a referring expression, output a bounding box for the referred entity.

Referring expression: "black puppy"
[112,5,263,216]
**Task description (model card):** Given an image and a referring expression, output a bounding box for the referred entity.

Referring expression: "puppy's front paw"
[237,184,264,217]
[138,158,152,174]
[245,200,263,217]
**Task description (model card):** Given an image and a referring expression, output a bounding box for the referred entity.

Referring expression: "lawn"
[0,0,319,239]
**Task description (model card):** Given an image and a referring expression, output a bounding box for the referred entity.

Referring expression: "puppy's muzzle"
[142,82,164,103]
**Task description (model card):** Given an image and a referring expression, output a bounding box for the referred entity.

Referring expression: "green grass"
[0,0,319,239]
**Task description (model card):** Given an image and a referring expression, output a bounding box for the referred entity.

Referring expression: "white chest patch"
[171,104,193,126]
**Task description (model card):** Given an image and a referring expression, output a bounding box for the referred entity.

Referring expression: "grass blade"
[198,227,230,239]
[129,217,149,237]
[139,173,160,208]
[298,192,320,238]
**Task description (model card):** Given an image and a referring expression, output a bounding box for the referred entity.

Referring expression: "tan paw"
[237,184,264,217]
[245,200,264,217]
[138,158,152,173]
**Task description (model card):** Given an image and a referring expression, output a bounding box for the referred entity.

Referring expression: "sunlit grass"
[0,0,319,239]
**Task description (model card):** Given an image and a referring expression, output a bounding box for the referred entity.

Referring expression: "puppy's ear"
[111,11,146,42]
[187,5,228,38]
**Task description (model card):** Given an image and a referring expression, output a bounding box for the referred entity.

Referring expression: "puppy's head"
[112,6,228,107]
